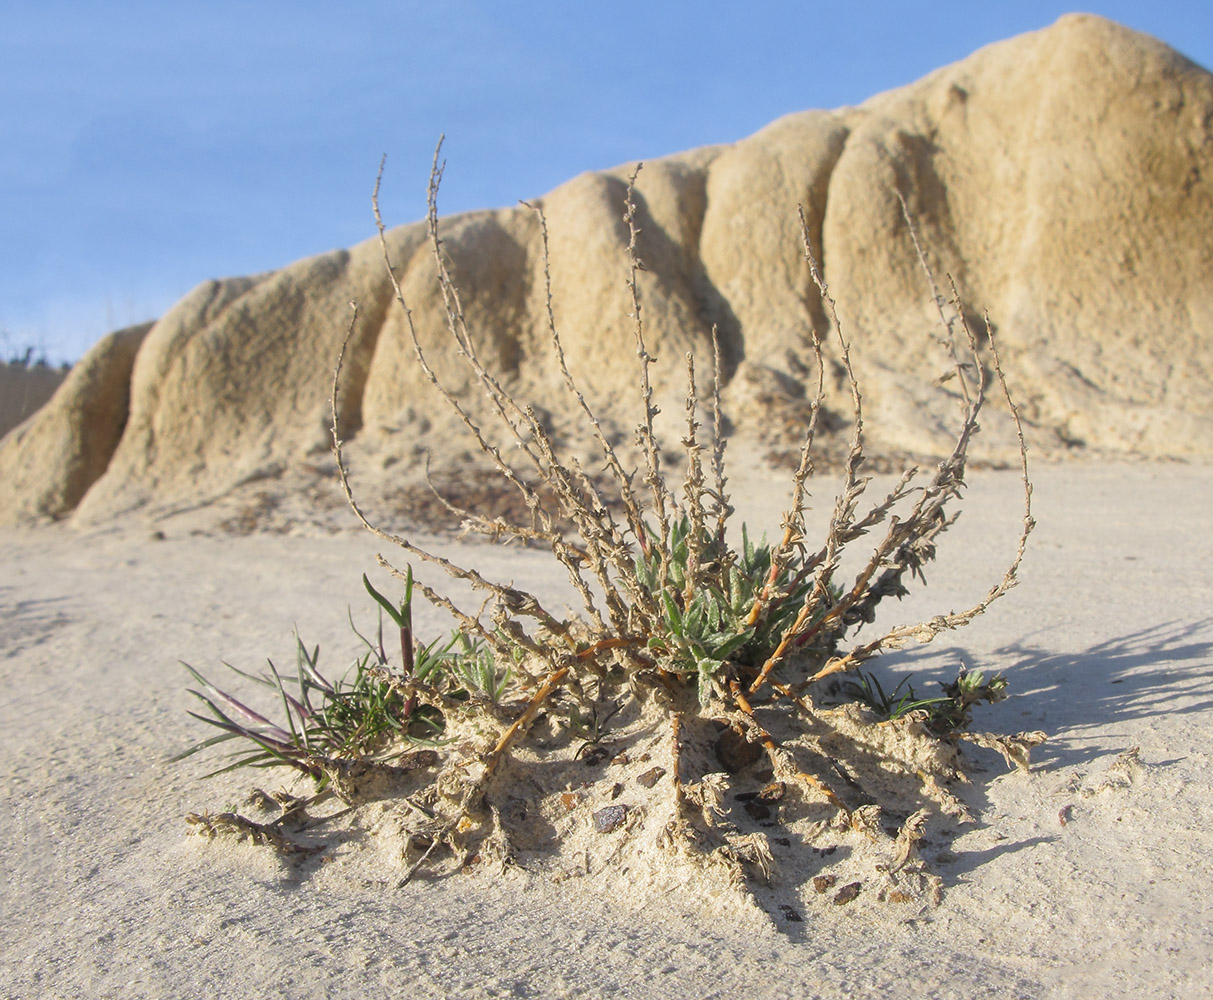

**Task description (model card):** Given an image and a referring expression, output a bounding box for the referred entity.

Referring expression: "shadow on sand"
[878,618,1213,771]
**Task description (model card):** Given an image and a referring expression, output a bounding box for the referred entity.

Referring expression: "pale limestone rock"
[2,14,1211,525]
[823,13,1213,455]
[0,323,148,520]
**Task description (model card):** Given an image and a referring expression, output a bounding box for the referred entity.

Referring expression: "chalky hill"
[2,14,1210,524]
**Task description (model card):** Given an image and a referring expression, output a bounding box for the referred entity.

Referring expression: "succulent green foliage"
[933,668,1009,734]
[635,514,830,696]
[648,587,756,704]
[446,633,512,705]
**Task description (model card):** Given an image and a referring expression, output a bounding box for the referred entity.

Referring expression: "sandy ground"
[2,460,1211,999]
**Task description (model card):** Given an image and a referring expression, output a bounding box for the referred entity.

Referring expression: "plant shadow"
[714,618,1212,933]
[876,618,1213,771]
[0,585,73,662]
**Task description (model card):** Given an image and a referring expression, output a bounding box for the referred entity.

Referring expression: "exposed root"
[185,810,325,857]
[365,681,1014,916]
[956,730,1048,772]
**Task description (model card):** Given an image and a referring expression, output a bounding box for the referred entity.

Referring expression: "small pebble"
[636,766,666,788]
[833,882,862,906]
[593,804,628,833]
[581,746,611,766]
[813,874,837,894]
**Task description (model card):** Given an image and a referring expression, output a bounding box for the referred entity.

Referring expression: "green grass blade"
[364,573,407,630]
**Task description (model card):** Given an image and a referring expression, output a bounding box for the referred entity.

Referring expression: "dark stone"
[778,904,803,923]
[636,766,666,788]
[813,874,837,894]
[581,746,611,766]
[833,882,862,905]
[593,804,628,834]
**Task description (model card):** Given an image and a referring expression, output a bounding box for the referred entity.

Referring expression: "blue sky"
[3,1,1209,363]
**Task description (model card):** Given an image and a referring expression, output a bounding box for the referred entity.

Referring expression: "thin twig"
[622,165,675,589]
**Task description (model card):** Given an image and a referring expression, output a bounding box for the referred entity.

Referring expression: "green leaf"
[684,598,707,638]
[661,591,684,633]
[708,628,756,661]
[363,573,407,630]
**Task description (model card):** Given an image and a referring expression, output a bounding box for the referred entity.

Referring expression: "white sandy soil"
[2,461,1211,999]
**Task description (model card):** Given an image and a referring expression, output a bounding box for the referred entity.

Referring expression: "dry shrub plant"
[179,145,1039,912]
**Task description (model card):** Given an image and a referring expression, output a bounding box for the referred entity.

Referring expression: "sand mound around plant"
[185,691,1016,920]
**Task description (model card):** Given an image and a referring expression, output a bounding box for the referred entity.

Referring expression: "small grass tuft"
[842,666,1009,736]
